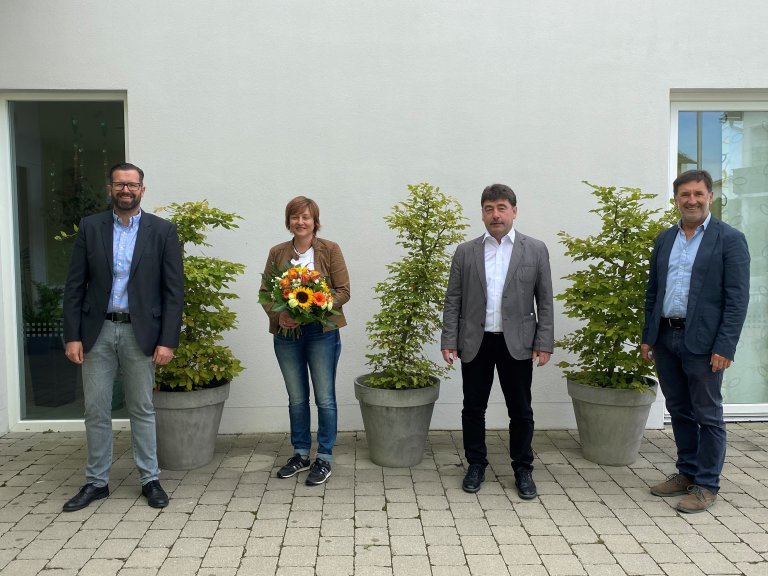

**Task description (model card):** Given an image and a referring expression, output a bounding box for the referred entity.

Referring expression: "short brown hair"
[284,196,321,233]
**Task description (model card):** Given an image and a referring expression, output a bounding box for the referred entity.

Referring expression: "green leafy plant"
[556,181,677,391]
[364,183,469,389]
[155,201,246,391]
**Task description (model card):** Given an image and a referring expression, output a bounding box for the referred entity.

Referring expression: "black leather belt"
[662,317,685,329]
[105,312,131,323]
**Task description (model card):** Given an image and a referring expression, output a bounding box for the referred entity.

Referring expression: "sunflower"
[292,287,314,309]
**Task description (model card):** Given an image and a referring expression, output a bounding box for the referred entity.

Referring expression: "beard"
[111,193,142,213]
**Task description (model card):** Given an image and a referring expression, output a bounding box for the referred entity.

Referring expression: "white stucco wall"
[1,0,767,434]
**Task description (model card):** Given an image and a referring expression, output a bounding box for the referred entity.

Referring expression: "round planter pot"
[154,382,230,470]
[567,377,657,466]
[354,375,439,468]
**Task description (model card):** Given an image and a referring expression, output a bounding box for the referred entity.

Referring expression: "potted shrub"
[355,183,468,467]
[153,200,246,470]
[556,181,676,465]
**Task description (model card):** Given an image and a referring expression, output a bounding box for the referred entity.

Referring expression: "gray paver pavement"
[0,424,766,575]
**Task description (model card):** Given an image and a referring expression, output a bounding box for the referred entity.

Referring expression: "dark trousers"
[461,332,534,473]
[653,322,726,493]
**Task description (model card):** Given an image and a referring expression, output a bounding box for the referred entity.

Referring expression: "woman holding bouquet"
[260,196,350,485]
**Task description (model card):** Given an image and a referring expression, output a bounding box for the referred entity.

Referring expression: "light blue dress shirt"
[662,213,711,318]
[107,210,141,313]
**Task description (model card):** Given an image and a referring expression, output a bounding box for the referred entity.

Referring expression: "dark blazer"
[441,231,555,363]
[63,210,184,356]
[260,237,350,334]
[642,216,750,360]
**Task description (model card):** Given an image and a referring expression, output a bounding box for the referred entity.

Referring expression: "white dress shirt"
[484,228,515,332]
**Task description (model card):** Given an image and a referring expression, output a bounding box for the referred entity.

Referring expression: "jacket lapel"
[100,212,115,276]
[130,212,151,278]
[472,235,487,298]
[656,226,676,291]
[504,232,523,290]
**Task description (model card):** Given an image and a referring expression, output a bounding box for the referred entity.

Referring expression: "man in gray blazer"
[642,169,750,513]
[62,163,184,512]
[441,184,554,497]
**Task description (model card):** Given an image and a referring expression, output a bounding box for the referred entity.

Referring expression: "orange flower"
[309,270,322,281]
[313,291,327,306]
[282,288,291,299]
[301,270,310,284]
[287,268,300,280]
[279,277,291,289]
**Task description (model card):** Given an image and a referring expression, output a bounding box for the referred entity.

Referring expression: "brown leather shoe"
[650,473,693,497]
[677,485,717,513]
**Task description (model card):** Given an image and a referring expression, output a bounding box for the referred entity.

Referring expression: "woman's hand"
[279,311,299,329]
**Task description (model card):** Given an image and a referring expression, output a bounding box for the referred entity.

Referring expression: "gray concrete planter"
[567,377,657,466]
[354,375,439,468]
[154,382,230,470]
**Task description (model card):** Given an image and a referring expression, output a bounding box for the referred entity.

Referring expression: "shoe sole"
[677,501,715,514]
[146,498,169,509]
[518,490,537,500]
[62,491,108,512]
[277,465,310,479]
[305,470,332,486]
[462,482,483,493]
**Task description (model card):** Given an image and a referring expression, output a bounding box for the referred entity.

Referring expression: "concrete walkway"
[0,424,766,575]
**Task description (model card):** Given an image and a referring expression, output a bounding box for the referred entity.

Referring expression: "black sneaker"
[277,454,310,478]
[305,458,332,485]
[462,463,485,493]
[515,470,537,499]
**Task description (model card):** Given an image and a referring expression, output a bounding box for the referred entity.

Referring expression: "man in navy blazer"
[642,169,750,513]
[442,184,554,498]
[62,163,184,512]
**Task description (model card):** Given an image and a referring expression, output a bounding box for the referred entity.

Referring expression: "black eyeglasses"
[110,182,142,191]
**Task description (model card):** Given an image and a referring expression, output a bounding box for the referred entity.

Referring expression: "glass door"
[674,103,768,417]
[11,100,127,420]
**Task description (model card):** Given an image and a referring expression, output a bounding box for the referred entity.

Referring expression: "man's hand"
[442,349,458,365]
[710,353,732,372]
[153,345,176,366]
[532,350,551,367]
[641,343,654,362]
[65,341,84,364]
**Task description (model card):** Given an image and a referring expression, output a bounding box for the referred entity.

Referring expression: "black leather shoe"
[515,470,537,499]
[141,480,169,508]
[462,464,485,493]
[62,483,109,512]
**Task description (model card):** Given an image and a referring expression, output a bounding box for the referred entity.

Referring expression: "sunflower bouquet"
[259,265,339,337]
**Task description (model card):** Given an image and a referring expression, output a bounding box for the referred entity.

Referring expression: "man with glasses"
[62,162,184,511]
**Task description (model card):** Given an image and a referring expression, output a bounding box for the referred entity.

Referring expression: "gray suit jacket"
[63,210,184,356]
[441,231,555,363]
[642,216,750,360]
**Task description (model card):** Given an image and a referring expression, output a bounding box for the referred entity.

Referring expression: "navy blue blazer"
[642,216,750,360]
[63,210,184,356]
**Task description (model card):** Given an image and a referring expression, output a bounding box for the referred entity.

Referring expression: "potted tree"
[153,201,245,470]
[356,183,468,467]
[556,181,676,465]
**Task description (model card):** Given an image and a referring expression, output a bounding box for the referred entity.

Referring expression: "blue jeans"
[82,320,159,487]
[274,323,341,462]
[653,322,726,493]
